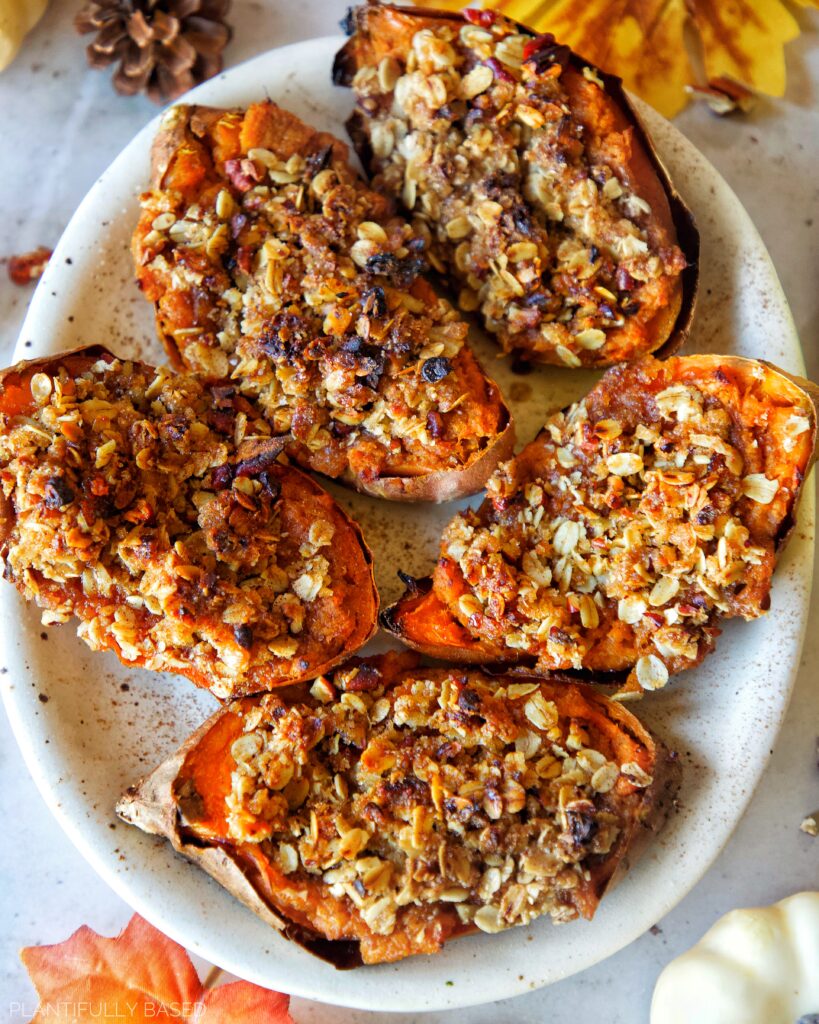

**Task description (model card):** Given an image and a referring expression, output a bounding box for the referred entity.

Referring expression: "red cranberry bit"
[464,9,496,27]
[485,57,514,83]
[426,410,445,439]
[523,34,571,72]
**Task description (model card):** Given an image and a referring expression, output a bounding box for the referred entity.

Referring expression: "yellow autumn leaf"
[412,0,814,117]
[527,0,694,118]
[690,0,800,99]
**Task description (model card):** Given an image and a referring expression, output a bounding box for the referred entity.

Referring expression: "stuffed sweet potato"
[132,100,513,502]
[117,651,676,966]
[383,355,819,692]
[0,347,377,699]
[334,4,698,369]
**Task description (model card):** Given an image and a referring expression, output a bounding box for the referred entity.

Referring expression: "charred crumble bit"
[43,477,75,509]
[420,356,452,383]
[347,14,688,366]
[361,285,388,318]
[234,624,254,649]
[223,668,647,945]
[365,252,426,287]
[306,145,333,175]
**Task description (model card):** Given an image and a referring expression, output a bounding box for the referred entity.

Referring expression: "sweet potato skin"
[334,3,699,369]
[382,355,819,685]
[117,653,677,967]
[135,102,514,503]
[0,346,379,697]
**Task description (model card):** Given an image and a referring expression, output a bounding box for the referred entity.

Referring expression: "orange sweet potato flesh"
[133,101,514,502]
[334,3,699,369]
[0,346,378,699]
[117,652,676,967]
[383,355,819,690]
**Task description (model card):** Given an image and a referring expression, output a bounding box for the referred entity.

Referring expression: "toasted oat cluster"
[436,358,813,688]
[213,659,652,960]
[0,354,371,698]
[134,102,506,493]
[343,10,688,366]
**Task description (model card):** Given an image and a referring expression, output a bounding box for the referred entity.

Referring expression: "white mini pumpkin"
[651,892,819,1024]
[0,0,48,73]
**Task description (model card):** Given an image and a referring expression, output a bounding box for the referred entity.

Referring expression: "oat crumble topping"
[0,355,372,697]
[199,658,652,958]
[134,102,505,488]
[345,11,688,366]
[433,358,811,687]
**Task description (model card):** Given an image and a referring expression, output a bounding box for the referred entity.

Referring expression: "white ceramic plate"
[1,36,814,1013]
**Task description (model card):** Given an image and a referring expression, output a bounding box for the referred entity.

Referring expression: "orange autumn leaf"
[21,914,294,1024]
[193,981,292,1023]
[413,0,815,117]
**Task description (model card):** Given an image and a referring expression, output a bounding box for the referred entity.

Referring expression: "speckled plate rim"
[1,35,814,1013]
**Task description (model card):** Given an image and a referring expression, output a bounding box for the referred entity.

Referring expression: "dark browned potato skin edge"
[332,3,700,368]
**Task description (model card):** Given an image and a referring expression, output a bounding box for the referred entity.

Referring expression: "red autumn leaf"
[21,913,294,1024]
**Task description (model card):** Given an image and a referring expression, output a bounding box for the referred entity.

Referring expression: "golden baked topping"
[149,652,666,964]
[336,4,695,367]
[0,349,376,698]
[134,101,511,499]
[384,356,818,691]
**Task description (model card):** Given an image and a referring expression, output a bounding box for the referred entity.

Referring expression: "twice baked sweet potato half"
[334,4,698,369]
[0,347,377,699]
[117,651,676,966]
[132,100,513,501]
[383,355,819,692]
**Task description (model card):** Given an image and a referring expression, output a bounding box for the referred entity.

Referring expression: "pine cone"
[75,0,231,103]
